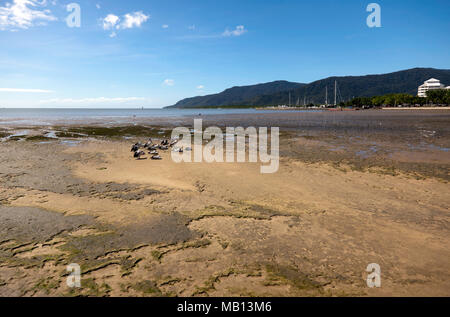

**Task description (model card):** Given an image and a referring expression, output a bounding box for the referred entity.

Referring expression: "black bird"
[134,150,146,159]
[131,142,144,151]
[161,139,169,146]
[170,139,179,147]
[151,155,162,160]
[131,144,139,152]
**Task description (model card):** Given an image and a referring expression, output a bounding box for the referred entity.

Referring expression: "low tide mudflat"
[0,109,449,297]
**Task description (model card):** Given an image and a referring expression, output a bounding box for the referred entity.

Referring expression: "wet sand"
[0,109,449,297]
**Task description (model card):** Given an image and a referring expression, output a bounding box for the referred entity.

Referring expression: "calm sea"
[0,108,303,126]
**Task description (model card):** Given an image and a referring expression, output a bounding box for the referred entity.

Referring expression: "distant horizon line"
[0,107,167,110]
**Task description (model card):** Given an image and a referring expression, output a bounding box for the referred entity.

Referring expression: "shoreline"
[382,106,450,110]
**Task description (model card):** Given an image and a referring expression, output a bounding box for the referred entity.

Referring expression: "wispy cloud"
[103,14,120,33]
[162,24,168,29]
[121,11,149,29]
[163,79,174,86]
[0,88,53,93]
[0,0,57,31]
[101,11,149,37]
[178,25,248,40]
[197,85,204,90]
[102,14,119,30]
[223,25,247,37]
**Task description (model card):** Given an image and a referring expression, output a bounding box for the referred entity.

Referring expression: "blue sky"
[0,0,449,108]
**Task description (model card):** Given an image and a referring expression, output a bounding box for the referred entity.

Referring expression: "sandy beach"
[0,109,449,297]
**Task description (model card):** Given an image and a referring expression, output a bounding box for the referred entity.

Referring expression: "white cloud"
[101,11,149,37]
[197,85,204,90]
[0,0,57,30]
[162,24,168,29]
[178,25,248,40]
[0,88,53,93]
[39,97,146,105]
[102,14,119,30]
[223,25,247,37]
[163,79,174,86]
[120,11,149,29]
[96,3,101,9]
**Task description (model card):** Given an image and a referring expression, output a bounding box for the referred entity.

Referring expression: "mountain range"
[167,68,450,108]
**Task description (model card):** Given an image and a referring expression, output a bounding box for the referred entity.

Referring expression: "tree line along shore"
[184,89,450,110]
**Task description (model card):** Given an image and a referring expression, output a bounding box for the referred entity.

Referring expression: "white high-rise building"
[418,78,445,97]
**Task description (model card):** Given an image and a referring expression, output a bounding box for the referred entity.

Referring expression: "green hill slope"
[168,68,450,108]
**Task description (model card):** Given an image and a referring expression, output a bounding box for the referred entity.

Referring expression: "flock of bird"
[131,138,181,160]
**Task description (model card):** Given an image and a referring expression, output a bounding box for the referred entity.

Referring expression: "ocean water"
[0,108,303,126]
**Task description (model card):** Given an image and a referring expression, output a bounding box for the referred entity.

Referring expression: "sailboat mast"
[325,86,328,105]
[334,80,337,106]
